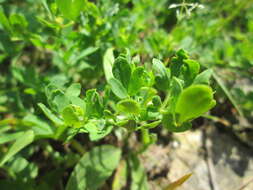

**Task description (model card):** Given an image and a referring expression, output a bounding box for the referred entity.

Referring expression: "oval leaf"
[108,78,128,99]
[175,85,216,124]
[117,99,140,115]
[66,145,121,190]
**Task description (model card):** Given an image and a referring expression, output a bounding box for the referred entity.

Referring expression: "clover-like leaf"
[56,0,84,20]
[175,85,216,124]
[116,99,140,115]
[182,59,200,86]
[62,105,83,128]
[152,58,170,91]
[128,66,145,96]
[193,69,213,85]
[112,54,132,89]
[66,145,121,190]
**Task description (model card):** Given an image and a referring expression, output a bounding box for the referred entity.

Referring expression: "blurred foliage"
[0,0,252,189]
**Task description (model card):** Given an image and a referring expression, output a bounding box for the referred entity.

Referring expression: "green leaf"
[117,99,140,115]
[128,67,145,96]
[103,48,114,82]
[66,145,121,190]
[141,120,161,129]
[85,89,104,118]
[53,92,70,112]
[66,83,81,97]
[162,113,192,132]
[113,54,132,89]
[56,0,85,20]
[139,87,157,106]
[152,58,170,91]
[170,49,188,77]
[84,119,112,141]
[0,7,12,33]
[0,132,24,145]
[62,105,82,128]
[112,160,127,190]
[193,69,213,85]
[0,130,34,166]
[23,114,54,138]
[108,78,128,99]
[175,85,216,124]
[182,59,200,86]
[166,77,183,113]
[38,103,64,125]
[129,155,149,190]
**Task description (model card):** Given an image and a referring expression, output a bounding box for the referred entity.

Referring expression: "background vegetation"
[0,0,252,189]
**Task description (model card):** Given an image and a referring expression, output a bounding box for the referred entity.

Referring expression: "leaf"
[117,99,140,115]
[162,113,192,132]
[139,87,157,106]
[103,48,114,82]
[61,105,81,128]
[112,160,127,190]
[141,120,161,129]
[164,173,192,190]
[38,103,64,126]
[193,69,213,85]
[53,92,70,112]
[0,130,34,167]
[56,0,85,20]
[129,155,149,190]
[84,119,113,141]
[112,54,132,89]
[212,72,244,117]
[108,78,128,99]
[175,85,216,124]
[170,49,188,77]
[182,59,200,86]
[152,58,170,91]
[128,67,145,96]
[85,89,104,118]
[0,132,24,145]
[66,145,121,190]
[66,83,81,97]
[23,114,54,137]
[0,7,12,33]
[167,77,183,113]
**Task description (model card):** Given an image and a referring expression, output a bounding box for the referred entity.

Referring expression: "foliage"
[0,0,251,189]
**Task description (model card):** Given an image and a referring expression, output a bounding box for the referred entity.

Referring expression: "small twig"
[237,177,253,190]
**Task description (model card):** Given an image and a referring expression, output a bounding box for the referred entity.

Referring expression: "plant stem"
[160,91,170,110]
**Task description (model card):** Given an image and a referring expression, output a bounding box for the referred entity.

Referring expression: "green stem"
[71,139,86,155]
[160,91,170,111]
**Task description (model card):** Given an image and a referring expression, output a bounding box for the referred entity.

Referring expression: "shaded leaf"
[38,103,64,125]
[152,58,170,91]
[66,145,121,190]
[129,155,149,190]
[193,69,213,85]
[117,99,140,115]
[0,130,34,166]
[113,54,132,89]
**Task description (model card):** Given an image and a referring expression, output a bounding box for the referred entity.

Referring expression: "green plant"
[0,0,224,189]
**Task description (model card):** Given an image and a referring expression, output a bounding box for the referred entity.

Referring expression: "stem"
[141,129,150,145]
[160,91,170,110]
[71,139,86,155]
